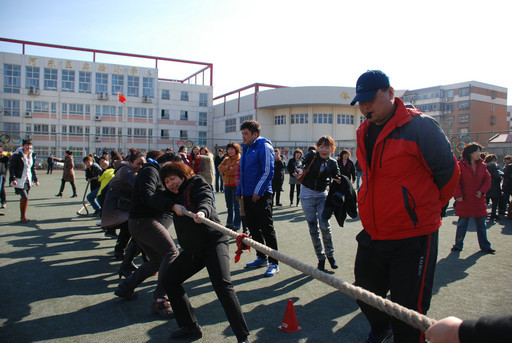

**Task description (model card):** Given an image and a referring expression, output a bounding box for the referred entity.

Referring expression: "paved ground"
[1,170,511,343]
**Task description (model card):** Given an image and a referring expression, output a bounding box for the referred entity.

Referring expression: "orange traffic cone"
[278,299,302,332]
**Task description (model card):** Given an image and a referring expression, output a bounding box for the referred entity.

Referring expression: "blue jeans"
[301,195,334,260]
[87,187,101,211]
[224,186,240,229]
[454,216,491,250]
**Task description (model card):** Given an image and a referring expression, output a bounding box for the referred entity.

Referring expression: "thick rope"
[183,210,436,331]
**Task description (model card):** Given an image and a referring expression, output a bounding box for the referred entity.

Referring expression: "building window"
[95,73,108,94]
[198,131,207,146]
[102,105,116,117]
[34,101,50,113]
[491,104,495,112]
[444,103,455,112]
[199,112,207,126]
[180,111,188,121]
[275,115,286,125]
[142,77,154,98]
[25,66,40,90]
[239,115,253,125]
[445,90,454,99]
[161,129,170,139]
[199,93,208,107]
[61,69,75,92]
[69,125,84,136]
[490,115,496,126]
[127,128,132,136]
[62,125,67,134]
[458,127,469,135]
[51,125,57,133]
[85,105,90,116]
[337,114,354,125]
[133,107,147,118]
[51,102,57,114]
[313,113,333,124]
[458,114,469,123]
[360,116,365,124]
[62,103,67,114]
[161,109,170,120]
[291,113,308,124]
[43,68,58,91]
[112,74,124,95]
[161,89,170,100]
[101,127,115,136]
[79,71,92,93]
[133,128,147,137]
[179,130,188,139]
[3,100,20,117]
[118,107,122,117]
[181,91,189,101]
[33,124,49,133]
[491,90,496,99]
[458,101,469,110]
[69,104,84,115]
[459,88,470,96]
[3,122,20,134]
[127,76,139,97]
[4,64,21,93]
[225,118,237,133]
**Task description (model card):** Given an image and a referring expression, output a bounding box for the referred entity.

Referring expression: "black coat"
[486,162,502,198]
[322,175,358,227]
[272,159,286,192]
[300,151,340,192]
[337,159,356,182]
[166,175,228,254]
[129,162,173,228]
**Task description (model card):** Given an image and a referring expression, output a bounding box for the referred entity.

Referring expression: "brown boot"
[20,198,29,222]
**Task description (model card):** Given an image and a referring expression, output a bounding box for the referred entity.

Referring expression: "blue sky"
[1,0,510,104]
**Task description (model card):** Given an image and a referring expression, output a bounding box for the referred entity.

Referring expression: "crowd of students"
[1,112,510,342]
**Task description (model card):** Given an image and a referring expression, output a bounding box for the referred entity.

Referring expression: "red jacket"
[454,158,491,218]
[356,98,460,240]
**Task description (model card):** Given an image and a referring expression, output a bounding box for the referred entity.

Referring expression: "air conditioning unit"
[98,92,108,100]
[26,134,32,139]
[142,95,152,103]
[25,111,33,117]
[95,115,102,121]
[28,86,39,95]
[95,136,102,142]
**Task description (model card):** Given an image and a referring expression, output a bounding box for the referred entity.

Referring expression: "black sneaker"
[104,228,118,239]
[481,248,496,254]
[451,246,462,252]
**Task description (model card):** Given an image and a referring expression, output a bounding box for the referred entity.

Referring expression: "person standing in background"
[272,148,286,206]
[286,149,303,207]
[54,150,77,198]
[47,154,54,174]
[237,120,278,277]
[0,146,11,211]
[214,148,225,193]
[9,139,39,223]
[218,143,242,231]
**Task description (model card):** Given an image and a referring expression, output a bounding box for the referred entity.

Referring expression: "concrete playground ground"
[1,170,511,343]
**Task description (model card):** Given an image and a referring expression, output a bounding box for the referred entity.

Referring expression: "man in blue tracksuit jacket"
[236,120,279,277]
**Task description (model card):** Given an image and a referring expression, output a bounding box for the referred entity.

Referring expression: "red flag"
[118,93,126,103]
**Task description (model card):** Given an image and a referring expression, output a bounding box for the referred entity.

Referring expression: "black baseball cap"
[350,70,390,106]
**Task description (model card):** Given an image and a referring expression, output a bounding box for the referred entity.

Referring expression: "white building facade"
[1,40,213,159]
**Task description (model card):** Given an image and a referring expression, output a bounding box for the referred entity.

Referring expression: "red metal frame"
[0,37,213,86]
[213,83,286,115]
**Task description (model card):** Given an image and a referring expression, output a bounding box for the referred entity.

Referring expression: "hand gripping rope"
[182,209,436,332]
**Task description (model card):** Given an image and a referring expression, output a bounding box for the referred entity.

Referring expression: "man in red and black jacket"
[351,70,460,343]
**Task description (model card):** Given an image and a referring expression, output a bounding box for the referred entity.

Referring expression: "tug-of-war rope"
[183,210,436,332]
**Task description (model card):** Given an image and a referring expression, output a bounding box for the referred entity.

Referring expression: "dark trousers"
[162,242,249,341]
[47,164,53,174]
[0,174,6,204]
[120,218,178,299]
[58,179,77,196]
[243,192,278,264]
[289,184,301,203]
[215,168,224,192]
[354,230,438,343]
